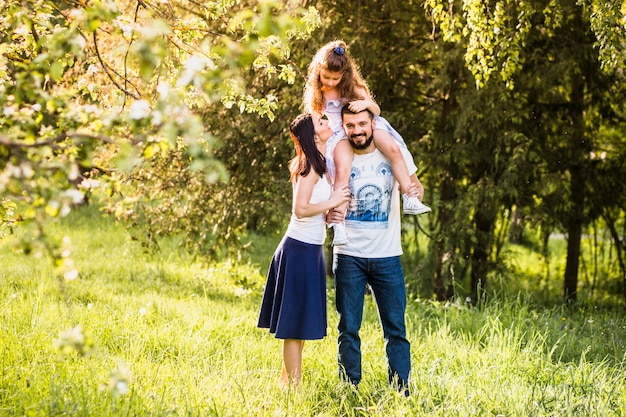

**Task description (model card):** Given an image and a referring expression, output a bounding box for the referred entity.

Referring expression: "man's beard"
[348,134,373,150]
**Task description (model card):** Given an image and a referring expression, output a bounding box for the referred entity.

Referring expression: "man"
[327,106,425,396]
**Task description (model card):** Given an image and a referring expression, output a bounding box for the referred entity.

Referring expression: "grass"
[2,205,626,416]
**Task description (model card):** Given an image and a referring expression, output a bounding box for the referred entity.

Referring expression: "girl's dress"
[323,99,407,182]
[257,175,331,340]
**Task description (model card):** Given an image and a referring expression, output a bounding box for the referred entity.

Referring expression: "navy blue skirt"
[257,236,327,340]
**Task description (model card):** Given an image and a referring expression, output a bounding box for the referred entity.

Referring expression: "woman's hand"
[330,184,350,207]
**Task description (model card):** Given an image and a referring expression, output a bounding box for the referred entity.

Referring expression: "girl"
[303,40,431,246]
[257,113,350,387]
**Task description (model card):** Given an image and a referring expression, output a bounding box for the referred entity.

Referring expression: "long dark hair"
[288,114,327,183]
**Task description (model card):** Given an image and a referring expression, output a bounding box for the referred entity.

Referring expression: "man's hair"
[340,104,374,120]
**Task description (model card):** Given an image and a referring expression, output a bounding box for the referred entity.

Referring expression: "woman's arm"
[293,172,350,219]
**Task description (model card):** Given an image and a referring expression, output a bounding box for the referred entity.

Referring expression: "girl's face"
[312,113,334,141]
[320,69,343,90]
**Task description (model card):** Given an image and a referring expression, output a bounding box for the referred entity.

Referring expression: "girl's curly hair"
[303,40,372,115]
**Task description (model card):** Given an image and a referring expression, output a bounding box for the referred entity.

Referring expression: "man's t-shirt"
[334,147,417,258]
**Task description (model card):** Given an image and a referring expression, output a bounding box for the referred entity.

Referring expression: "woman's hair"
[303,40,372,114]
[288,113,327,183]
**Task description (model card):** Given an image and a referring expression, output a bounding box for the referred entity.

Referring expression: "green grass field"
[2,206,626,416]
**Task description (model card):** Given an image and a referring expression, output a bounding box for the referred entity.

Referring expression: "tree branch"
[92,31,141,100]
[0,132,116,149]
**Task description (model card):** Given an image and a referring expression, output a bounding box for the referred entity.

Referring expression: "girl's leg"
[280,339,305,387]
[333,139,354,205]
[372,130,417,196]
[373,130,431,215]
[331,140,353,245]
[410,174,425,201]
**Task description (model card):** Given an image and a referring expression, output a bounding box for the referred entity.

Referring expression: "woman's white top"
[285,174,331,245]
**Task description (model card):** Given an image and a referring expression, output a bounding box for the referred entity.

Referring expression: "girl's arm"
[293,172,350,219]
[348,87,380,116]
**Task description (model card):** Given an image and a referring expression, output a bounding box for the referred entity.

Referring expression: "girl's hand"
[330,184,350,207]
[348,99,373,113]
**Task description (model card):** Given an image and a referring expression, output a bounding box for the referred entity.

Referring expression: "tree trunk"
[434,172,456,301]
[470,206,495,303]
[508,207,524,244]
[563,68,586,303]
[563,164,584,303]
[604,213,626,301]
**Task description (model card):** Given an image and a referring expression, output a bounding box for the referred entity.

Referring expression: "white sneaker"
[332,223,348,246]
[403,195,431,215]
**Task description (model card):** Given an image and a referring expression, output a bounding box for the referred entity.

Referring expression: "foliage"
[0,197,17,238]
[421,0,626,301]
[112,80,304,257]
[0,1,320,262]
[583,0,626,71]
[425,0,626,87]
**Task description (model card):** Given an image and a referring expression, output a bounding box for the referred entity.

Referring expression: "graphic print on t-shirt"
[345,160,394,229]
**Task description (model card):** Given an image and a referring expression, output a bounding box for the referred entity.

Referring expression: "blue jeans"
[333,254,411,388]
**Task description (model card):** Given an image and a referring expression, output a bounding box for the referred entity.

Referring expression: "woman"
[257,113,350,387]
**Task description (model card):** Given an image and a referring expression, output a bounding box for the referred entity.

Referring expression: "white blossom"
[64,269,79,281]
[156,83,170,98]
[86,64,99,75]
[129,100,151,120]
[70,34,86,50]
[3,105,16,117]
[62,188,84,204]
[19,163,34,178]
[14,24,28,36]
[152,110,162,126]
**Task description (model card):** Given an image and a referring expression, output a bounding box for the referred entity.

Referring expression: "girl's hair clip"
[333,46,345,56]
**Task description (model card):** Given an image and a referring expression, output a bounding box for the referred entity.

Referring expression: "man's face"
[342,111,375,151]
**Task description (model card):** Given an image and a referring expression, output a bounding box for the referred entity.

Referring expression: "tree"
[0,1,320,268]
[425,0,626,302]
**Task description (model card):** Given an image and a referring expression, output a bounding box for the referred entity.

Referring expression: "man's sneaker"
[332,223,348,246]
[403,195,432,215]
